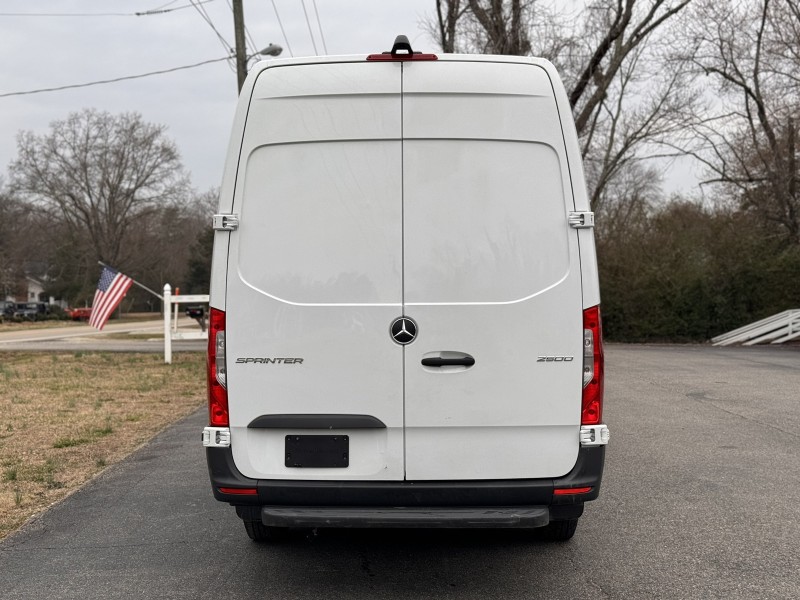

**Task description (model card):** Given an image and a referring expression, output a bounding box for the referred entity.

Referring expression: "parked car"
[0,301,15,322]
[66,307,92,321]
[14,302,50,320]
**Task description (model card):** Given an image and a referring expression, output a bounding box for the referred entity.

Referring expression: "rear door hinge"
[568,211,594,229]
[212,214,239,231]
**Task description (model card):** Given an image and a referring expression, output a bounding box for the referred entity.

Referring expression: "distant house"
[2,274,67,308]
[29,276,68,308]
[0,265,67,308]
[26,276,45,302]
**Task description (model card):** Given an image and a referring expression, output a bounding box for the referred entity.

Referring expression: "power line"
[188,0,235,72]
[311,0,328,55]
[0,0,215,18]
[270,0,294,57]
[300,0,318,55]
[141,0,215,17]
[189,0,231,50]
[0,57,229,98]
[243,21,258,56]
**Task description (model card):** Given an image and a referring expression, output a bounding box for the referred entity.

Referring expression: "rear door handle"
[421,357,475,367]
[421,354,475,368]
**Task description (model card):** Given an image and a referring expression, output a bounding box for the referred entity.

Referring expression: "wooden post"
[232,0,247,93]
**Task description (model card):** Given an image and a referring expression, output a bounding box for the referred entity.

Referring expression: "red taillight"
[208,307,229,427]
[582,305,604,425]
[553,486,593,496]
[218,487,257,496]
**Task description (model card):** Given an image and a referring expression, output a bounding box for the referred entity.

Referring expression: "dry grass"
[0,313,161,332]
[104,333,165,340]
[0,351,205,540]
[0,320,85,332]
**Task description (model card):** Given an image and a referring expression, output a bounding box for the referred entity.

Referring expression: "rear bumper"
[206,444,605,527]
[258,506,550,528]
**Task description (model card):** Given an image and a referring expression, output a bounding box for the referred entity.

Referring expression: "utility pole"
[232,0,247,93]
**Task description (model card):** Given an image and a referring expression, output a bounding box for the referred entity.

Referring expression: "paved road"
[1,345,798,599]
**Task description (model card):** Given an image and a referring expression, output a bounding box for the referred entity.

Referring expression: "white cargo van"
[203,36,609,542]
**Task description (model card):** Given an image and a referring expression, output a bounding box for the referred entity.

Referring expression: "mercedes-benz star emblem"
[390,316,417,345]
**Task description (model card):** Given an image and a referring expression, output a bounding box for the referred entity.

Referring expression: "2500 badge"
[536,356,574,362]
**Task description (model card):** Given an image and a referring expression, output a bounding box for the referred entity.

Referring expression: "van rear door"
[226,62,405,481]
[401,60,583,480]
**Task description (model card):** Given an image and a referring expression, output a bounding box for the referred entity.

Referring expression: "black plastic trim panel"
[247,414,386,429]
[552,445,605,504]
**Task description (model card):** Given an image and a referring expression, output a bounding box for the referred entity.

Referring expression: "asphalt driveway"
[1,344,798,599]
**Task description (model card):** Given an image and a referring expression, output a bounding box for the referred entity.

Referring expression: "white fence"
[163,284,208,363]
[711,309,800,346]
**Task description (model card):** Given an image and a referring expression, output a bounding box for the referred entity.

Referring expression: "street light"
[244,44,283,74]
[257,44,282,58]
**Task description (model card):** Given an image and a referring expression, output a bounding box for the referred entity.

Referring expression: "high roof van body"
[204,39,609,542]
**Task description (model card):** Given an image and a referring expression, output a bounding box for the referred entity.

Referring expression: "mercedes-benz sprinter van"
[203,36,609,542]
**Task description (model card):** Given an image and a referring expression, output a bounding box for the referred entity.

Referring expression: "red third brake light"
[208,307,229,427]
[581,305,604,425]
[367,34,438,61]
[366,53,438,61]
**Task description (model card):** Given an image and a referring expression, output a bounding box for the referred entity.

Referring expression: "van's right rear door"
[401,60,584,481]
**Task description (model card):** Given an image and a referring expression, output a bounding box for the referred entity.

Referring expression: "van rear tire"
[538,518,579,542]
[243,519,287,543]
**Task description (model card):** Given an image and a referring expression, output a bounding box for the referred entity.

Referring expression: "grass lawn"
[0,313,162,332]
[0,351,205,540]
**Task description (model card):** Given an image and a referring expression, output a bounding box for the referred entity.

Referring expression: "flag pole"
[97,261,164,301]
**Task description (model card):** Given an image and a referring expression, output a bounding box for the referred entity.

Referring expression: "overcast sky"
[0,0,701,198]
[0,0,436,194]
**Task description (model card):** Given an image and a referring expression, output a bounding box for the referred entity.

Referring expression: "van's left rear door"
[225,61,405,481]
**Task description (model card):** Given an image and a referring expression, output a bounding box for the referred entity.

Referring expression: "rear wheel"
[243,519,288,543]
[537,518,579,542]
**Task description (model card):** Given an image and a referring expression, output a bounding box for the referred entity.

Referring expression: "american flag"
[89,266,133,330]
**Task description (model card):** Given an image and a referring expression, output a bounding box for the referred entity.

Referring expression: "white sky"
[0,0,436,193]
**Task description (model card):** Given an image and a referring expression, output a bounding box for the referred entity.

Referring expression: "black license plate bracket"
[285,435,349,468]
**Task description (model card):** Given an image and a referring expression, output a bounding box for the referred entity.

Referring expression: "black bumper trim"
[207,446,605,507]
[261,506,550,528]
[247,414,386,429]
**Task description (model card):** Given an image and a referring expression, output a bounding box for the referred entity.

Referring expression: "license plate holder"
[285,435,349,468]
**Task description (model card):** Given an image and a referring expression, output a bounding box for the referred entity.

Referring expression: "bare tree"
[675,0,800,243]
[467,0,533,54]
[0,179,53,301]
[126,187,217,293]
[10,109,189,269]
[425,0,697,214]
[433,0,468,52]
[564,1,692,131]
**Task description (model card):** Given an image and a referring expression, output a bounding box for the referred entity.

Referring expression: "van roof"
[249,52,552,72]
